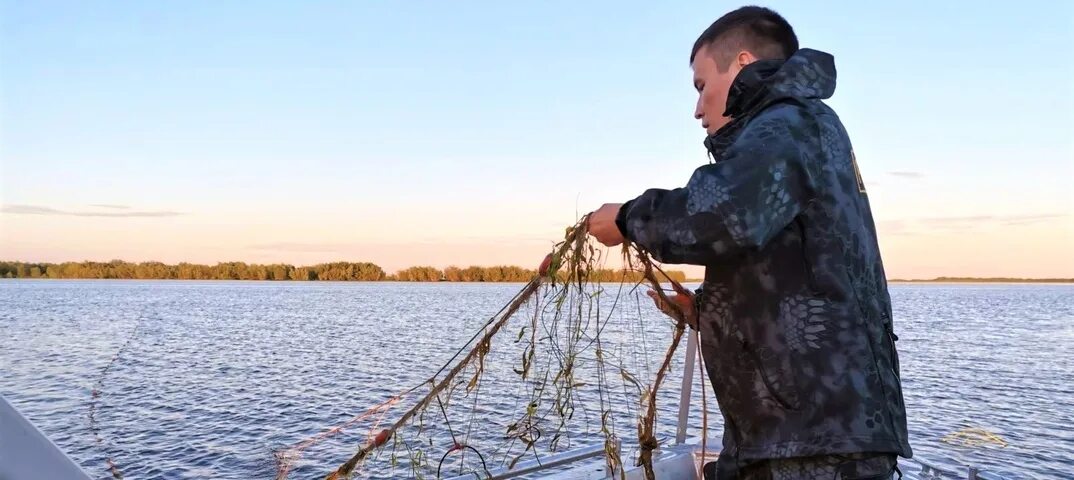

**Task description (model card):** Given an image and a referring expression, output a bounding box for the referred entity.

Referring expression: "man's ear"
[736,50,758,68]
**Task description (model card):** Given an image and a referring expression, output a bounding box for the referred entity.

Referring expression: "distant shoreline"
[0,260,687,283]
[2,260,1068,285]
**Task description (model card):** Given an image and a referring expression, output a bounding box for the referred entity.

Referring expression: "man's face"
[691,44,743,135]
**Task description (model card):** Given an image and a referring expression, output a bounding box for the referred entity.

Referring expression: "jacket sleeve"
[615,105,818,265]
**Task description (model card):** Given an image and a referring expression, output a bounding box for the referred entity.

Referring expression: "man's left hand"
[588,203,625,246]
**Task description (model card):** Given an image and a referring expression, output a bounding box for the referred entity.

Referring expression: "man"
[585,6,912,480]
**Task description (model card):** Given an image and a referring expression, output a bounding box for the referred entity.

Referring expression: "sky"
[1,1,1072,279]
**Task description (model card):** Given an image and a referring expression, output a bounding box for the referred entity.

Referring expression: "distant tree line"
[0,260,688,283]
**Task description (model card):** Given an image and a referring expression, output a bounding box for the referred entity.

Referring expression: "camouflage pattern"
[615,49,913,462]
[707,451,899,480]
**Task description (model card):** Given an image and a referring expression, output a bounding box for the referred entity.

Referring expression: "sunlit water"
[1,281,1071,479]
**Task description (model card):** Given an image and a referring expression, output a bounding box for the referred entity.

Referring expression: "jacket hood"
[724,48,837,118]
[704,48,837,156]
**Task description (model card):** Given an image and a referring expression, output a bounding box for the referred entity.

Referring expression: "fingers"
[647,289,697,325]
[648,289,689,305]
[646,289,665,302]
[647,289,677,315]
[646,290,667,313]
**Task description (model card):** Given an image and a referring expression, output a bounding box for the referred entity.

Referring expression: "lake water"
[1,280,1071,479]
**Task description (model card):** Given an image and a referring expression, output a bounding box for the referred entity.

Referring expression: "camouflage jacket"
[615,48,913,461]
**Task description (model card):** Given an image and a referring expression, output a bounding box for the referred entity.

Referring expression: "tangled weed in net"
[274,216,698,480]
[940,427,1008,449]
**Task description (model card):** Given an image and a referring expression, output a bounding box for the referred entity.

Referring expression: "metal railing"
[676,331,699,445]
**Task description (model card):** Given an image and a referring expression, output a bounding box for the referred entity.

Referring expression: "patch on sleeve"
[851,149,867,194]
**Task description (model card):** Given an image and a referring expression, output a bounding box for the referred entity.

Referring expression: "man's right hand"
[646,289,698,329]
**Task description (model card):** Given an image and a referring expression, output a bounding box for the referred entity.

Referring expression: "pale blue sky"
[1,1,1072,278]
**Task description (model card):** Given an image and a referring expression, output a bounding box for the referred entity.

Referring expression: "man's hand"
[588,203,625,246]
[646,289,698,330]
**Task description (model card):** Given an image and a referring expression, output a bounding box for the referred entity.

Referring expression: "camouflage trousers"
[704,452,900,480]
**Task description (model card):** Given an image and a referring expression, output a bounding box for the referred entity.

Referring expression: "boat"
[0,334,1009,479]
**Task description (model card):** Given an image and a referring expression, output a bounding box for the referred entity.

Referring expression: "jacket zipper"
[794,216,818,293]
[695,287,723,345]
[884,315,901,378]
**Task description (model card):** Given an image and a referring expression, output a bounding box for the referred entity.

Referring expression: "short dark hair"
[690,6,798,72]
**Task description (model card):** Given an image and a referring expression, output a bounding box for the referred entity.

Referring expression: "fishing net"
[273,216,706,480]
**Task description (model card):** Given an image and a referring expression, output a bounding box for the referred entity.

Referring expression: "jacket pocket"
[743,339,799,410]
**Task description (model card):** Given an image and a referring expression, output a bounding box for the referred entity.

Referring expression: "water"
[1,280,1071,479]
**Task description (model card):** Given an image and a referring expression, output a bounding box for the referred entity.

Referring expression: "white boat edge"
[0,394,93,480]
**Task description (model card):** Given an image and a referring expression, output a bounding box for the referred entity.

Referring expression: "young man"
[586,6,913,479]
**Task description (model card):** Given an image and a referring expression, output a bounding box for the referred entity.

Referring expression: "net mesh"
[272,217,698,480]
